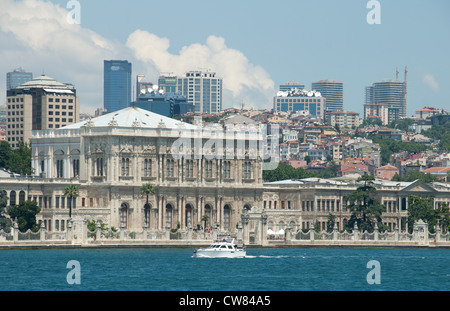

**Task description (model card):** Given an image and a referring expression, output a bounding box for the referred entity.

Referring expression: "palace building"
[1,107,450,237]
[26,106,265,232]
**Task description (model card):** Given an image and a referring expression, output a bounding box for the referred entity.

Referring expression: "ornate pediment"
[401,180,436,193]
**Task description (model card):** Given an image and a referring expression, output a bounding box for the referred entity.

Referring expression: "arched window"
[19,191,25,204]
[185,204,192,228]
[223,205,231,231]
[204,204,212,227]
[165,204,173,229]
[9,191,16,206]
[96,158,103,176]
[120,203,128,228]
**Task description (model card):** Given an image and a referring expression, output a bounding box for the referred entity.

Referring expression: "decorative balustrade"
[1,219,450,247]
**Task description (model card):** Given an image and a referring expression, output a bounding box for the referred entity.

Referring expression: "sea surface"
[0,247,449,291]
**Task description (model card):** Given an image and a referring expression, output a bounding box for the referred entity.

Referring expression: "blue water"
[0,247,449,291]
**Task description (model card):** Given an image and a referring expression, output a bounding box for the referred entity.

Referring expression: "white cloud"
[0,0,274,113]
[126,30,275,109]
[422,74,440,93]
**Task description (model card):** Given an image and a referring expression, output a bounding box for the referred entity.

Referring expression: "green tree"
[391,170,438,183]
[436,203,450,233]
[0,190,12,232]
[8,141,33,175]
[407,195,436,233]
[141,183,155,226]
[326,213,336,233]
[63,184,79,218]
[0,141,12,170]
[344,176,387,232]
[201,214,209,229]
[438,133,450,152]
[140,183,155,207]
[8,200,41,232]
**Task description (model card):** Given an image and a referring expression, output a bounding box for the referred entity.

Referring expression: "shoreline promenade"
[2,218,449,249]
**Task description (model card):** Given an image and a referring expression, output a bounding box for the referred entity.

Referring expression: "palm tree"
[63,184,79,218]
[140,183,155,226]
[201,214,209,230]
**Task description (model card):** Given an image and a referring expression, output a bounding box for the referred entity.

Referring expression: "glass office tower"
[7,68,33,90]
[104,60,132,113]
[311,79,344,112]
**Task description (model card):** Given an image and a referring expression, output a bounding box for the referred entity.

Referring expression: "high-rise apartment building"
[311,79,344,112]
[273,89,325,119]
[7,68,33,91]
[136,75,153,98]
[176,71,222,114]
[158,75,178,93]
[104,60,132,113]
[365,68,407,119]
[279,82,304,92]
[6,74,80,148]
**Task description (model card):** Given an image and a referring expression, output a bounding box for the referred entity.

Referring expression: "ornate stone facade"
[25,107,265,233]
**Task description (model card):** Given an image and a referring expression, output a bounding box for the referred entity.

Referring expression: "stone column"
[394,223,399,241]
[373,223,379,241]
[12,222,19,242]
[435,222,441,243]
[66,219,73,241]
[120,224,125,240]
[40,222,46,241]
[310,223,315,241]
[96,222,102,241]
[261,212,268,246]
[333,222,339,241]
[143,223,148,240]
[241,212,250,244]
[353,222,359,240]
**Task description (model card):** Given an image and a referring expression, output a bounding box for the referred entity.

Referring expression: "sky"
[0,0,449,116]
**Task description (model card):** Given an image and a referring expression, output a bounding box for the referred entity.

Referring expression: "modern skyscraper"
[279,82,304,92]
[7,68,33,91]
[6,74,80,148]
[311,79,344,112]
[177,71,222,113]
[104,60,132,113]
[365,68,407,119]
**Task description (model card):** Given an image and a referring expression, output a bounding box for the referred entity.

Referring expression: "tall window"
[121,158,130,176]
[185,160,194,178]
[205,160,213,178]
[96,158,103,176]
[243,161,252,179]
[223,161,231,179]
[166,159,174,177]
[165,204,173,228]
[223,205,231,231]
[9,191,16,206]
[120,203,128,228]
[143,159,152,177]
[73,159,80,177]
[185,204,192,228]
[56,159,64,178]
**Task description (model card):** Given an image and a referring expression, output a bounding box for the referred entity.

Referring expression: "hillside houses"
[188,106,449,182]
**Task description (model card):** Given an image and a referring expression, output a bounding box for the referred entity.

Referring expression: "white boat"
[193,238,246,258]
